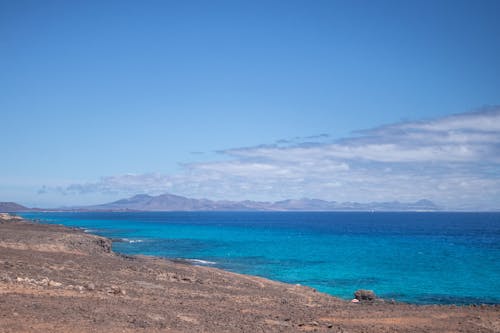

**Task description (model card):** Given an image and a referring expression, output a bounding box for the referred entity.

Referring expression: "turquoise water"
[20,211,500,305]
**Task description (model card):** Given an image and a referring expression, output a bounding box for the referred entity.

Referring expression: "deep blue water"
[20,211,500,305]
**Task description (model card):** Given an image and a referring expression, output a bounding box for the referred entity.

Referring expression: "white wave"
[185,258,216,265]
[120,238,144,244]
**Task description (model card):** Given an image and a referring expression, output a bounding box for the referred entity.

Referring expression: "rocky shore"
[0,213,498,332]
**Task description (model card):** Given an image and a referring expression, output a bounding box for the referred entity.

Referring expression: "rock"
[85,282,95,291]
[94,238,112,253]
[48,280,62,287]
[0,275,12,283]
[180,276,195,283]
[0,213,23,222]
[129,318,149,328]
[3,261,13,268]
[107,285,126,295]
[354,289,376,301]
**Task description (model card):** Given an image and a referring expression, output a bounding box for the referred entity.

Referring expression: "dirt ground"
[0,214,498,332]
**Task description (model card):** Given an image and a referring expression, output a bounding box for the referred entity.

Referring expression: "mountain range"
[78,193,440,212]
[0,193,440,212]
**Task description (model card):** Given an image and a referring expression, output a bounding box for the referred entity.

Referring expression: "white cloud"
[45,107,500,210]
[398,107,500,132]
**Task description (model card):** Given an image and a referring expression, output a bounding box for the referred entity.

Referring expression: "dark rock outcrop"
[354,289,377,301]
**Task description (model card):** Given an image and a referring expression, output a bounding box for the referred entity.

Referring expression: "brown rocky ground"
[0,214,498,332]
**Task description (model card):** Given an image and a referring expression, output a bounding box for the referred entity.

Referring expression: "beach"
[0,213,498,332]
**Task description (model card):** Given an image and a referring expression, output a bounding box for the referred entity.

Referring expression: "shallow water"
[20,211,500,304]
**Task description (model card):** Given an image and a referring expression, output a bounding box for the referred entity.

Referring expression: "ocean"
[20,211,500,305]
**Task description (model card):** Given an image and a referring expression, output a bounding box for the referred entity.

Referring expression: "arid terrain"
[0,213,498,332]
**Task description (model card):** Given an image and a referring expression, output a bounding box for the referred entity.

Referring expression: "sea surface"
[20,211,500,305]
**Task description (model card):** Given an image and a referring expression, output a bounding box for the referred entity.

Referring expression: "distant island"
[0,193,439,212]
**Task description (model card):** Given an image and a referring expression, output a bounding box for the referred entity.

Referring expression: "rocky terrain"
[0,213,498,332]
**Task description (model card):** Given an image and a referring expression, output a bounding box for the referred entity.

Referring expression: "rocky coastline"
[0,213,498,332]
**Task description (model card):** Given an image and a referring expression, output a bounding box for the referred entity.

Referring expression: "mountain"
[80,193,440,212]
[84,193,267,211]
[0,202,32,212]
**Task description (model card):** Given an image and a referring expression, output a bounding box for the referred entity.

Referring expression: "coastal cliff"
[0,214,498,332]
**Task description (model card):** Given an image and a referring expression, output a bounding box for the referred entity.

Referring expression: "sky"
[1,0,499,210]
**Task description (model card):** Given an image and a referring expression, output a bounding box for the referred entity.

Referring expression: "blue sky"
[1,0,499,209]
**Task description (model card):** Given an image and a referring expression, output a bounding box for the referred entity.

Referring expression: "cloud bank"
[47,107,500,210]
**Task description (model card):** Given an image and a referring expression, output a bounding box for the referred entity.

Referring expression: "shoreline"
[19,210,500,306]
[1,213,498,332]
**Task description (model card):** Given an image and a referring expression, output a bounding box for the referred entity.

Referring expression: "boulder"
[354,289,376,301]
[107,285,126,295]
[85,282,96,291]
[48,280,62,287]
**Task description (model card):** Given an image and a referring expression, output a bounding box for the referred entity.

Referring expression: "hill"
[0,202,31,212]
